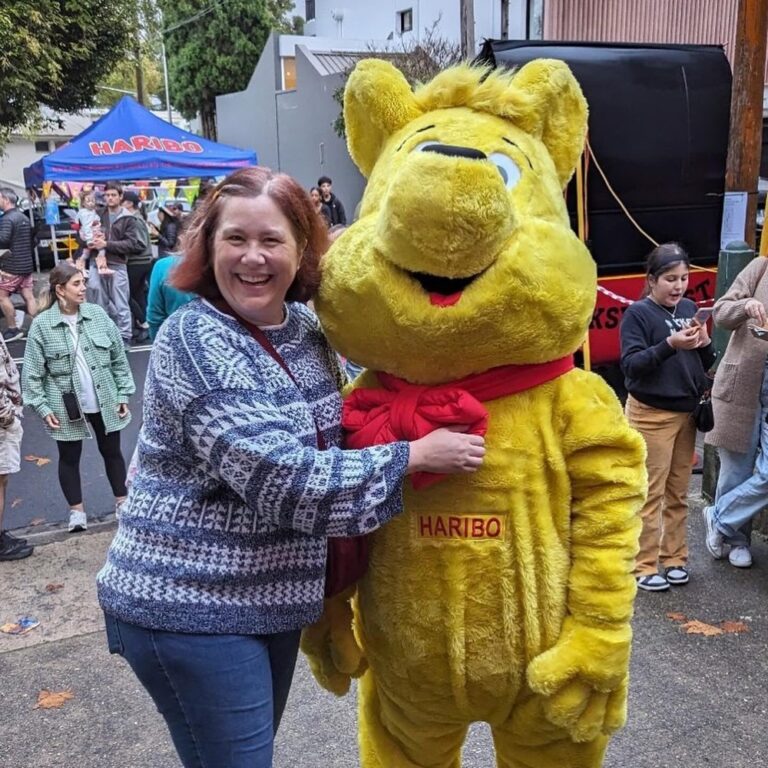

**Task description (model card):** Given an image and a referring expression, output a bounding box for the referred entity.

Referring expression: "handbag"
[692,390,714,432]
[239,314,369,598]
[52,324,85,423]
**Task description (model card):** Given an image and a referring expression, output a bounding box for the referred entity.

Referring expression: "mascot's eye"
[488,152,522,189]
[412,140,436,153]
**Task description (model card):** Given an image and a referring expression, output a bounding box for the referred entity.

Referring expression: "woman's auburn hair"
[172,167,329,302]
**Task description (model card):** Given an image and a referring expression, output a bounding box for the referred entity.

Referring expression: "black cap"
[121,190,140,205]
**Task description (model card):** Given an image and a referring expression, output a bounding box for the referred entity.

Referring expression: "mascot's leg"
[491,690,608,768]
[358,671,468,768]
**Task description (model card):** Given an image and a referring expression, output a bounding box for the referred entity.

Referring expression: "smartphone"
[693,307,713,325]
[749,325,768,341]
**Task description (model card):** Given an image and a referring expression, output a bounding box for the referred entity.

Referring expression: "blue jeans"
[713,363,768,545]
[104,612,300,768]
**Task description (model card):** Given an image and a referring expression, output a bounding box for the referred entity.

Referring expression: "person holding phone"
[22,263,135,532]
[704,256,768,569]
[620,243,715,591]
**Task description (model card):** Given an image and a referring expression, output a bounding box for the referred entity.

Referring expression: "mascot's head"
[316,58,594,384]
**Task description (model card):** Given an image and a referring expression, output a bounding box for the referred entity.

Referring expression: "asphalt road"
[3,338,150,530]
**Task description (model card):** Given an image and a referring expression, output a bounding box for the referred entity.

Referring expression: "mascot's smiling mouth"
[408,270,484,307]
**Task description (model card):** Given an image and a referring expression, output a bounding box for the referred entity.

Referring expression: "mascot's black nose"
[421,144,487,160]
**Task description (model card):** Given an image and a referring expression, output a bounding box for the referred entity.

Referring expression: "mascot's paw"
[526,617,631,740]
[539,677,628,742]
[300,587,367,696]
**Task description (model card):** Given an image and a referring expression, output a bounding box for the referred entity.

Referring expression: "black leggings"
[56,412,127,507]
[128,262,153,325]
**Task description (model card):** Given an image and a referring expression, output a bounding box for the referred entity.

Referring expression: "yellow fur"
[304,59,647,767]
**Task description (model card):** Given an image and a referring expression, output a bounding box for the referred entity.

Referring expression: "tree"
[96,0,165,108]
[159,0,279,139]
[332,19,462,138]
[268,0,304,34]
[0,0,132,149]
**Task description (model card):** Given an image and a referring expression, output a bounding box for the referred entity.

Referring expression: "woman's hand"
[745,298,767,326]
[117,403,129,419]
[666,327,700,350]
[407,427,486,475]
[694,322,711,347]
[45,414,60,429]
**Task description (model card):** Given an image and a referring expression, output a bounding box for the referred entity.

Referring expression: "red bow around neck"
[342,356,574,490]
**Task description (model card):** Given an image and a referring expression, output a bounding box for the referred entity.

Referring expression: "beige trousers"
[625,395,696,576]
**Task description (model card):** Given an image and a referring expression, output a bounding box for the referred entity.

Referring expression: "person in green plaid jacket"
[22,263,135,532]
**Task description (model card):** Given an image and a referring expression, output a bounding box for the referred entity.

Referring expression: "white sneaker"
[14,309,25,328]
[729,545,752,568]
[68,509,87,533]
[703,505,725,559]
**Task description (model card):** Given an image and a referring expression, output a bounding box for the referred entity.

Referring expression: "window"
[34,140,50,152]
[282,57,297,90]
[397,8,413,34]
[305,0,315,21]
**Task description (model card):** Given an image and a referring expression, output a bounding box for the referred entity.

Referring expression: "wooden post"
[460,0,475,59]
[725,0,768,248]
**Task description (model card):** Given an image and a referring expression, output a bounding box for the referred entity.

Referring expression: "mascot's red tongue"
[429,292,463,307]
[343,357,575,489]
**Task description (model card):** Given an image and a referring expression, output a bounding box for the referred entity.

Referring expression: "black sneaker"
[2,328,23,343]
[664,565,690,585]
[0,529,27,547]
[636,573,670,592]
[0,534,33,561]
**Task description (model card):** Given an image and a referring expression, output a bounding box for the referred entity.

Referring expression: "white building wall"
[303,0,527,51]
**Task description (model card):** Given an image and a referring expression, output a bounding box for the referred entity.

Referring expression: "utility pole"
[500,0,509,39]
[725,0,768,248]
[460,0,475,59]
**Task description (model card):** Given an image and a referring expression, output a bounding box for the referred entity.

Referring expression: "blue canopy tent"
[24,96,256,185]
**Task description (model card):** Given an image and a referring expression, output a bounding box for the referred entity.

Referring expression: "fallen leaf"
[29,517,46,527]
[23,454,50,467]
[720,620,750,634]
[10,498,22,508]
[34,690,74,709]
[681,620,724,636]
[45,583,64,593]
[666,612,687,622]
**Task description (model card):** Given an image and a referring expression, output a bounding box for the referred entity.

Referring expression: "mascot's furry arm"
[526,374,646,742]
[300,586,366,695]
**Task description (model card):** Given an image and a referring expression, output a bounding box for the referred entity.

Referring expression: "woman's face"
[649,262,689,307]
[83,195,95,210]
[212,195,302,326]
[57,273,87,308]
[310,188,321,207]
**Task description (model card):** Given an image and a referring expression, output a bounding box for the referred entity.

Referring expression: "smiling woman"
[95,167,486,768]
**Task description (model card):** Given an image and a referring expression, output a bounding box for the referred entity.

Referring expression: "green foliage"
[159,0,276,139]
[96,0,165,108]
[0,0,132,142]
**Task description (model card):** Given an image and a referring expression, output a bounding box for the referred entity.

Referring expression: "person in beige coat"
[704,256,768,568]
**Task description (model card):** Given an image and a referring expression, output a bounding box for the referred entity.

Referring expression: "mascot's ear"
[512,59,588,187]
[344,59,422,178]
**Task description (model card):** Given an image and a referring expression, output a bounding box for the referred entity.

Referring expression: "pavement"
[2,480,767,768]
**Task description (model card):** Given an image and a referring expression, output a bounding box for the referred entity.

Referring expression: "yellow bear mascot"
[302,58,647,768]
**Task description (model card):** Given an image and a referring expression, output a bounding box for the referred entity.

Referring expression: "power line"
[162,0,231,35]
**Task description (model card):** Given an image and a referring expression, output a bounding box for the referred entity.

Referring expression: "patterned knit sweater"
[97,299,409,635]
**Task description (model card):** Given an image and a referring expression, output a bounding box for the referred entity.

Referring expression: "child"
[76,193,113,276]
[620,242,715,592]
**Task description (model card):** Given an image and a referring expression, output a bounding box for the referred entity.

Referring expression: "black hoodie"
[620,296,715,412]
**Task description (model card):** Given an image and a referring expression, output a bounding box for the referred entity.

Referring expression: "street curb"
[11,515,117,546]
